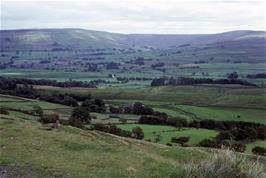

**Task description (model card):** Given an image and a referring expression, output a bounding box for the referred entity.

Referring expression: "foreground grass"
[0,116,208,177]
[184,149,265,178]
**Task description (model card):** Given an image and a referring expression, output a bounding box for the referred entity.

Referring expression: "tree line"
[247,73,266,79]
[0,76,97,88]
[150,77,257,87]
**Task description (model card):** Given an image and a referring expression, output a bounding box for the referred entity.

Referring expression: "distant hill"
[1,28,265,50]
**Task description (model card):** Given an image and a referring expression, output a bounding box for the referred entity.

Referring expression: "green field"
[36,85,266,109]
[117,124,218,145]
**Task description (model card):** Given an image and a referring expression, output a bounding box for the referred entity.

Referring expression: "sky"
[1,0,265,34]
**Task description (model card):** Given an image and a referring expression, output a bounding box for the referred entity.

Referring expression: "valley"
[0,28,266,177]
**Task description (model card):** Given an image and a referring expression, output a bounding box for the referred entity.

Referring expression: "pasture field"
[173,105,266,124]
[1,61,266,85]
[0,116,207,177]
[117,124,218,145]
[0,95,71,119]
[36,85,266,109]
[35,85,266,124]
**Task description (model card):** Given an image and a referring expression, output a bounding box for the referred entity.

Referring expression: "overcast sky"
[1,0,265,34]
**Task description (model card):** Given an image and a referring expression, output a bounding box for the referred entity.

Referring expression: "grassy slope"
[0,116,207,178]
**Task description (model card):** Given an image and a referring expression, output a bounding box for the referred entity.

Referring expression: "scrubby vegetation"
[184,149,265,178]
[252,146,266,156]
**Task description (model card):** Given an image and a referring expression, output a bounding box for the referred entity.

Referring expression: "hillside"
[1,29,265,50]
[0,115,207,177]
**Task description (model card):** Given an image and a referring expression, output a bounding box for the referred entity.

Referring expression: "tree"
[252,146,266,156]
[171,136,190,146]
[33,105,43,117]
[132,126,144,139]
[71,106,91,123]
[63,96,78,107]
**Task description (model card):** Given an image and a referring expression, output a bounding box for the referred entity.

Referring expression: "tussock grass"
[184,149,265,178]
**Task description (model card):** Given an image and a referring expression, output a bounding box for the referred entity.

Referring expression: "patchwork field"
[35,85,266,124]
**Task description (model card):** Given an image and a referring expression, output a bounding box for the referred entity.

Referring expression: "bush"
[32,105,43,116]
[198,139,217,148]
[0,107,9,115]
[171,136,190,146]
[69,116,84,128]
[166,143,172,146]
[39,114,59,124]
[252,146,266,156]
[71,106,91,123]
[132,126,144,139]
[184,149,265,178]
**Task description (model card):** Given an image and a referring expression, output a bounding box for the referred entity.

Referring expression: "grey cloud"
[1,0,265,34]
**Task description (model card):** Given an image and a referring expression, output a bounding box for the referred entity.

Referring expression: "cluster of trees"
[93,124,144,139]
[0,77,97,88]
[196,126,265,152]
[82,99,106,113]
[198,139,247,152]
[139,115,185,127]
[109,102,168,118]
[150,76,257,87]
[68,106,91,128]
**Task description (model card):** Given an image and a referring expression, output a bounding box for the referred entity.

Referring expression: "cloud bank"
[1,0,265,34]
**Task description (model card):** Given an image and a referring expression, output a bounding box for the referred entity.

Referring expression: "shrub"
[71,106,91,123]
[32,105,43,116]
[166,143,172,146]
[39,114,59,124]
[184,149,265,178]
[69,116,83,128]
[0,107,9,115]
[198,139,217,148]
[252,146,266,156]
[132,126,144,139]
[171,136,190,146]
